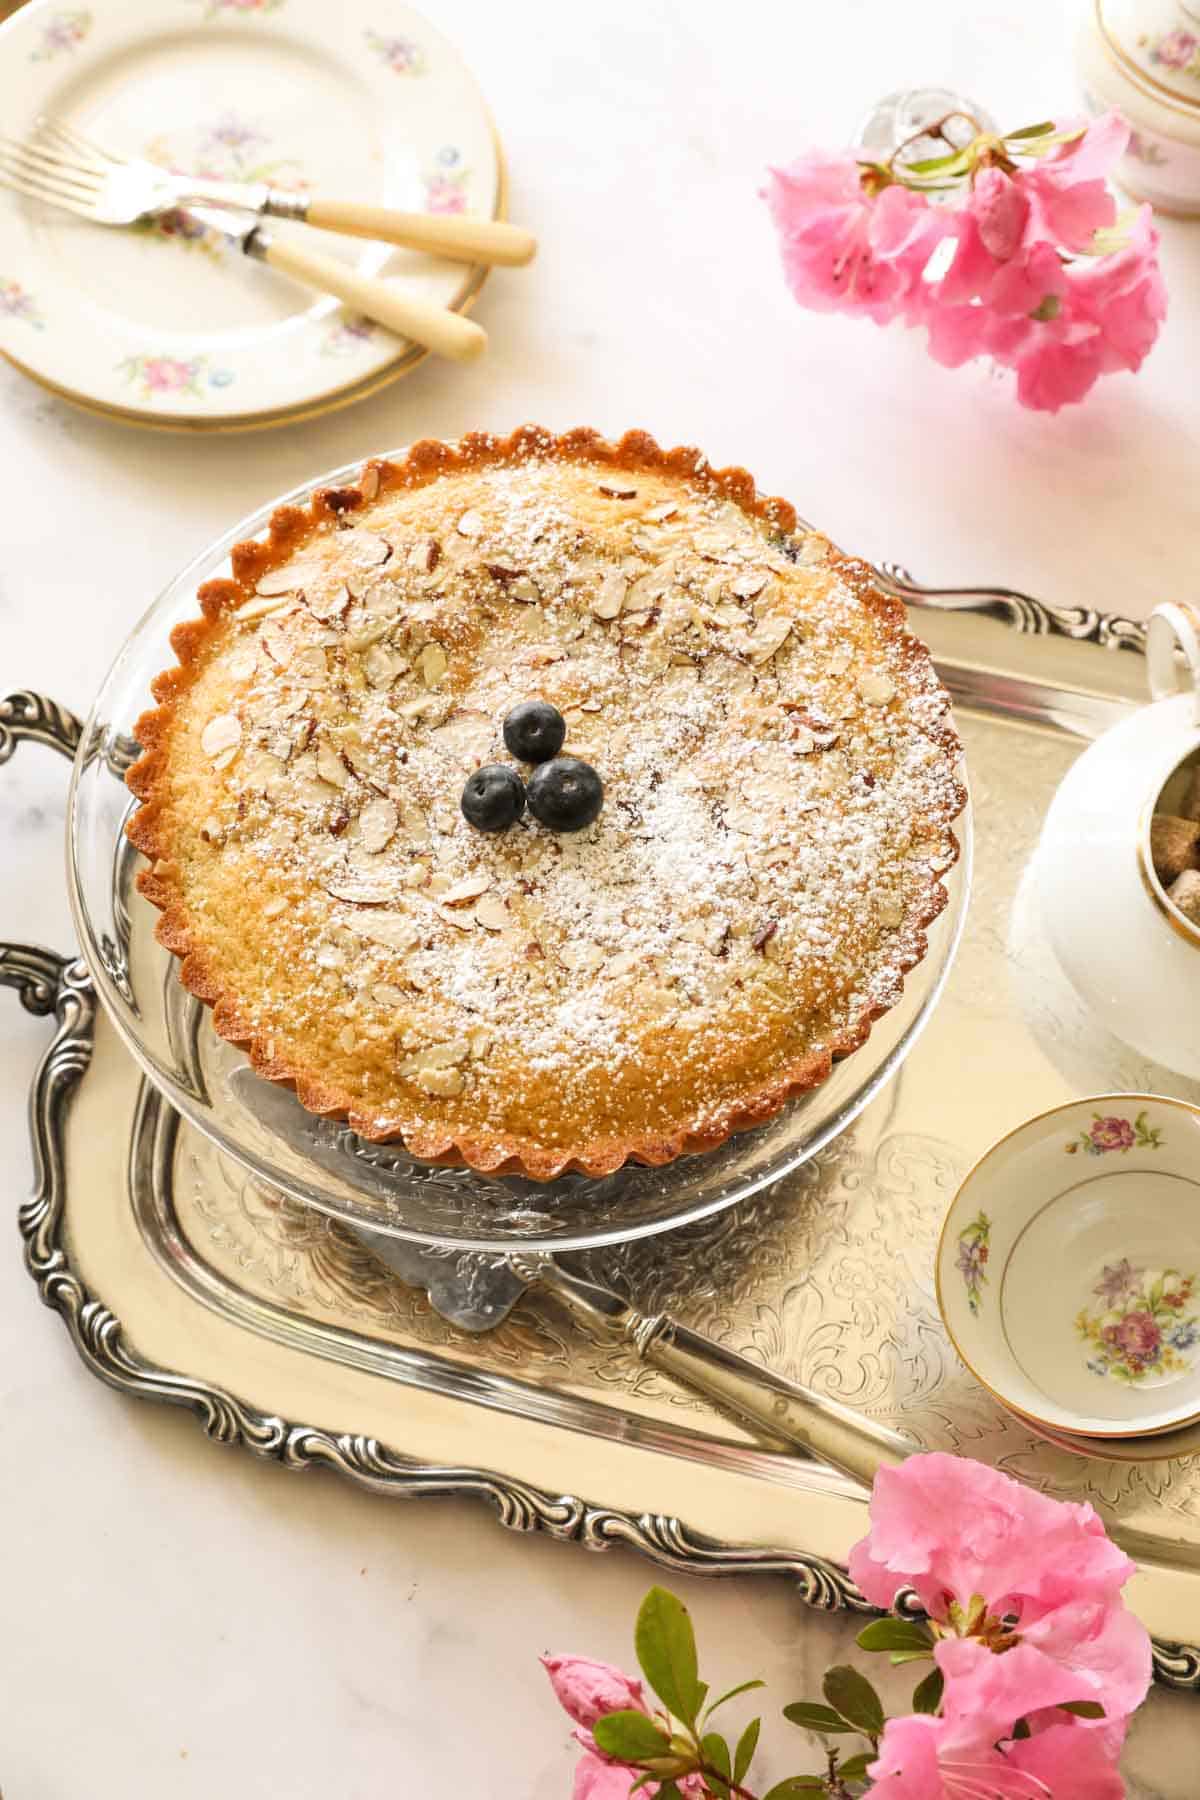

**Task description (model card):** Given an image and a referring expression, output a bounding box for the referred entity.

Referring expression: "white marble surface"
[1,0,1198,1791]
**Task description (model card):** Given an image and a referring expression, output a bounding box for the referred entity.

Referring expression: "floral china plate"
[0,0,500,428]
[937,1094,1200,1438]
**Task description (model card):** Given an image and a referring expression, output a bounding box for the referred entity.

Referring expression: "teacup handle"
[1147,603,1200,723]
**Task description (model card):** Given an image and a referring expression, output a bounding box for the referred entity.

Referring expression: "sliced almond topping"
[826,646,853,676]
[474,894,509,931]
[400,1040,470,1075]
[859,671,896,706]
[338,1023,358,1052]
[437,904,476,931]
[262,895,289,919]
[591,568,627,620]
[292,645,328,686]
[372,982,408,1009]
[469,1028,493,1059]
[752,918,780,953]
[403,861,429,888]
[730,570,769,600]
[255,556,327,598]
[408,537,442,573]
[228,646,258,681]
[324,872,393,904]
[316,740,350,788]
[397,799,430,846]
[235,593,295,624]
[350,911,419,952]
[508,576,540,603]
[201,713,241,758]
[359,466,381,503]
[745,616,792,664]
[363,642,398,690]
[644,502,678,523]
[411,1066,465,1098]
[598,481,637,499]
[483,558,519,582]
[456,509,485,539]
[693,528,736,558]
[419,643,449,689]
[710,602,750,629]
[260,618,293,666]
[338,527,391,568]
[442,874,492,906]
[304,582,351,623]
[359,795,398,854]
[878,896,905,929]
[559,939,604,973]
[398,694,443,723]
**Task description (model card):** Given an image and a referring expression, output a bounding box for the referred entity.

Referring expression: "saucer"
[0,0,501,429]
[999,1395,1200,1463]
[937,1095,1200,1438]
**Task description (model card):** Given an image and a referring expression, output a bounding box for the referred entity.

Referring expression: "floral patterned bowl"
[937,1094,1200,1438]
[1077,0,1200,215]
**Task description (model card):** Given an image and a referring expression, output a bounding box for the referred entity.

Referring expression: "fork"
[9,117,536,266]
[0,130,488,362]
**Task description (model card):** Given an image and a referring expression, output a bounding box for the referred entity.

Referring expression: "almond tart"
[127,427,966,1180]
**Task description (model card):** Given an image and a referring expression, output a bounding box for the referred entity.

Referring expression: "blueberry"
[503,699,566,764]
[526,757,604,832]
[460,764,526,833]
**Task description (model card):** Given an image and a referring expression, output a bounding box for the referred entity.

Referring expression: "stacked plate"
[0,0,502,429]
[938,1093,1200,1461]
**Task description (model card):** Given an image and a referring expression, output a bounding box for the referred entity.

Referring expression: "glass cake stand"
[67,455,972,1253]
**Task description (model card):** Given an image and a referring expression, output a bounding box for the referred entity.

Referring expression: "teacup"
[937,1094,1200,1438]
[1038,602,1200,1077]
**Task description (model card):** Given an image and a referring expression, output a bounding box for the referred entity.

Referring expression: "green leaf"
[701,1731,732,1797]
[1004,119,1056,140]
[734,1717,761,1786]
[855,1619,933,1655]
[592,1710,673,1764]
[903,149,971,176]
[823,1665,885,1739]
[628,1778,656,1796]
[764,1783,827,1797]
[837,1751,875,1782]
[656,1786,685,1800]
[783,1701,857,1735]
[912,1666,944,1715]
[635,1588,704,1727]
[704,1678,766,1720]
[1058,1700,1106,1719]
[889,1650,936,1667]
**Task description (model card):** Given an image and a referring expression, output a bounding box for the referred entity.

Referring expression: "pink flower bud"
[541,1655,647,1729]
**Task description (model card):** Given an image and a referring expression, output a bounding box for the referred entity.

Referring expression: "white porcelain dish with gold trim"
[0,0,500,427]
[938,1094,1200,1438]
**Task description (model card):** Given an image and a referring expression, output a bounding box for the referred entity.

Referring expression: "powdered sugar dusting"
[159,452,963,1150]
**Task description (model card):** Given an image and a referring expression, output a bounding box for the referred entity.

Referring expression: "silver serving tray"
[6,576,1200,1690]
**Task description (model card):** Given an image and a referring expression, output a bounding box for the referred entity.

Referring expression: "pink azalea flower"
[763,152,947,326]
[848,1454,1151,1719]
[541,1656,647,1728]
[867,1709,1127,1799]
[543,1656,704,1798]
[1022,112,1126,252]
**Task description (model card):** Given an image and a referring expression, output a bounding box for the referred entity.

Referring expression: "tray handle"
[0,689,83,765]
[0,690,89,1014]
[873,565,1147,655]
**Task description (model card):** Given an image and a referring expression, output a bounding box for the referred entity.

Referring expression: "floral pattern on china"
[365,29,425,74]
[29,9,91,61]
[141,111,306,254]
[1065,1109,1164,1155]
[1142,26,1200,80]
[0,280,43,329]
[118,352,234,401]
[425,147,469,214]
[956,1210,991,1315]
[1076,1259,1200,1383]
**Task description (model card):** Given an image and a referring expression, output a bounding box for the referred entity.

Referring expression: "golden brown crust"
[127,425,965,1180]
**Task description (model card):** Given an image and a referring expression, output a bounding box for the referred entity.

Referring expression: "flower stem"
[886,109,983,176]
